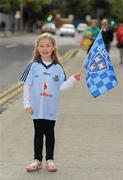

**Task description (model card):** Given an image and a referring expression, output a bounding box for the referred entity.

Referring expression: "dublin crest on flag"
[84,31,118,98]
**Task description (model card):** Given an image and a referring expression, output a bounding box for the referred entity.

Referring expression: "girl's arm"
[60,73,81,91]
[23,84,33,114]
[23,84,31,108]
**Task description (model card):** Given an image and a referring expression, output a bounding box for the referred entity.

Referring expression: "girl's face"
[37,38,55,61]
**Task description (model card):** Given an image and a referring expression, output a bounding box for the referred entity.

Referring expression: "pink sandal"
[46,160,57,172]
[26,159,42,172]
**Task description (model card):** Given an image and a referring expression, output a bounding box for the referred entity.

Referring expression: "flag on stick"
[84,31,118,98]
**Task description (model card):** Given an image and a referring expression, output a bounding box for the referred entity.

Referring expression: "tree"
[61,0,123,22]
[1,0,123,28]
[0,0,19,14]
[61,0,91,19]
[88,0,111,21]
[0,0,53,31]
[0,0,52,19]
[108,0,123,21]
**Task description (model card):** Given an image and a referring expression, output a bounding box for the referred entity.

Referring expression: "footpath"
[0,46,123,180]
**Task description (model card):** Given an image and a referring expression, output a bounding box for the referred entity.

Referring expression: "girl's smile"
[37,38,54,61]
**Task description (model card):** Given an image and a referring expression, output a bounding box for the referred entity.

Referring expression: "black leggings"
[33,119,55,161]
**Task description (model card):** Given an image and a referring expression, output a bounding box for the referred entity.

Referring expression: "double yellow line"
[0,83,23,106]
[62,48,78,63]
[0,48,79,106]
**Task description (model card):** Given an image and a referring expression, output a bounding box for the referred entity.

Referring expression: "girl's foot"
[46,160,57,172]
[26,159,42,172]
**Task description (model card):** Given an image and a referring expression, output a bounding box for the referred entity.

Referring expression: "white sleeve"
[23,84,31,108]
[60,75,76,91]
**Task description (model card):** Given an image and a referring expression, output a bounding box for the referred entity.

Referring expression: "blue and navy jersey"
[20,59,66,120]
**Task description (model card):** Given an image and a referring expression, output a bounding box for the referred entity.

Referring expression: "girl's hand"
[25,107,33,115]
[74,73,81,81]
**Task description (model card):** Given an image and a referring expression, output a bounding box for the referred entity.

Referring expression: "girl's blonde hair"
[33,33,61,63]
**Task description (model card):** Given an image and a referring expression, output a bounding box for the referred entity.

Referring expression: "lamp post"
[14,2,23,32]
[20,2,23,31]
[15,10,21,32]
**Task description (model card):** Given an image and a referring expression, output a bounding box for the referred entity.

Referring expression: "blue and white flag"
[84,31,118,98]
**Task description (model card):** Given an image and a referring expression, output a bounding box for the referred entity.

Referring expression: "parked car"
[41,22,56,34]
[59,24,76,37]
[76,23,87,33]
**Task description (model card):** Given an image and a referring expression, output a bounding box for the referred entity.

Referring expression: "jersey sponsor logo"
[43,82,48,90]
[40,82,53,97]
[34,74,39,78]
[53,75,59,82]
[43,72,51,76]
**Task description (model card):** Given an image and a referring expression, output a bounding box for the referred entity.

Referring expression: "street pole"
[20,3,23,31]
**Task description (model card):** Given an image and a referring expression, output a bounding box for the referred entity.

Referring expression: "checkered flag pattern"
[84,31,118,98]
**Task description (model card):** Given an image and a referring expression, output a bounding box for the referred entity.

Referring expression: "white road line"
[6,44,18,48]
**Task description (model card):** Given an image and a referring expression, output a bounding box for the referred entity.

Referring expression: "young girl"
[20,33,81,173]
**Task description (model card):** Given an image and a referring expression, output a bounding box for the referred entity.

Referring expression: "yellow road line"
[0,82,22,99]
[0,85,23,106]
